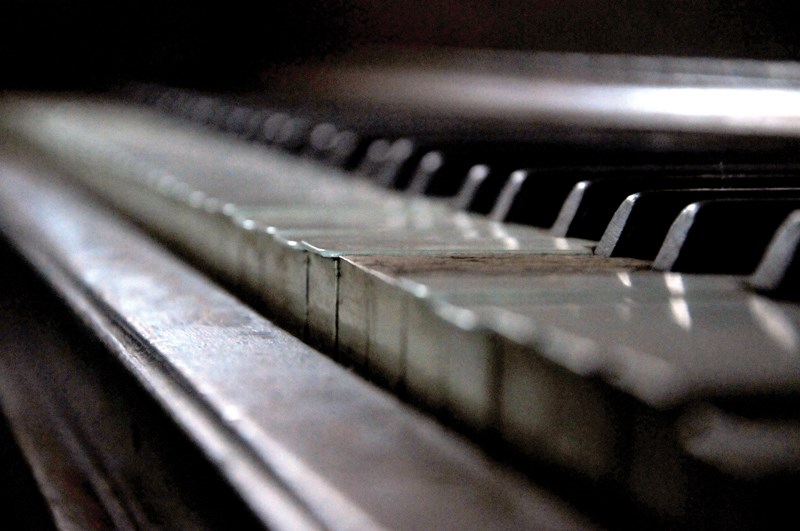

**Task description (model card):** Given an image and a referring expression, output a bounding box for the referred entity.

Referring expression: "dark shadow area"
[0,410,57,530]
[2,1,800,91]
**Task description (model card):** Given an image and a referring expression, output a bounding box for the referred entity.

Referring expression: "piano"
[2,3,800,530]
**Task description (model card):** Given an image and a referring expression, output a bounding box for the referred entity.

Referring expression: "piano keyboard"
[3,50,800,529]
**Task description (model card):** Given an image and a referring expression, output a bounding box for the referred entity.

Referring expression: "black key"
[239,110,269,141]
[597,188,800,260]
[490,170,530,222]
[326,130,365,169]
[257,112,290,144]
[223,105,256,136]
[375,138,419,188]
[748,211,800,301]
[653,199,800,274]
[406,144,533,198]
[550,175,800,240]
[385,141,551,194]
[498,166,697,228]
[452,164,490,210]
[304,122,338,159]
[275,117,313,152]
[379,141,493,191]
[463,164,522,214]
[497,167,651,227]
[405,151,443,194]
[355,139,392,177]
[405,151,481,197]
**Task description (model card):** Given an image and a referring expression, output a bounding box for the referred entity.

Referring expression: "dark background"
[2,1,800,89]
